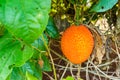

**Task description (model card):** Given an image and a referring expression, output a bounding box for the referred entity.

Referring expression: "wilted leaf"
[95,44,105,64]
[92,28,106,64]
[38,59,44,68]
[115,63,120,77]
[116,1,120,35]
[90,0,118,12]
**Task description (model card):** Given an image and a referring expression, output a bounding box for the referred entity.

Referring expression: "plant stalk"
[41,34,57,80]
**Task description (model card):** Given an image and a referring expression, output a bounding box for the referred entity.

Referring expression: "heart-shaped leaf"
[0,32,34,80]
[0,0,51,43]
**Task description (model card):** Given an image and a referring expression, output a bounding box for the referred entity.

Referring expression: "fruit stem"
[74,0,82,26]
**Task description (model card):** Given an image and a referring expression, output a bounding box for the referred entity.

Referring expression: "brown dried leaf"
[92,27,106,64]
[95,44,105,64]
[116,0,120,35]
[38,59,44,68]
[116,63,120,77]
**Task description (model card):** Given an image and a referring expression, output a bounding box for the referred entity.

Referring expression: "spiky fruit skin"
[61,25,94,64]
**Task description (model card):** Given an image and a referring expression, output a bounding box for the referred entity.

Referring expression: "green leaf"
[9,68,25,80]
[0,32,34,80]
[26,71,38,80]
[41,55,52,71]
[10,61,42,80]
[32,34,48,51]
[0,23,5,36]
[32,34,48,60]
[62,76,74,80]
[46,16,60,39]
[21,61,42,80]
[68,0,75,4]
[90,0,118,12]
[0,0,51,43]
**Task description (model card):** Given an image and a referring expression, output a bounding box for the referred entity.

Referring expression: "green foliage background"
[0,0,52,80]
[0,0,119,80]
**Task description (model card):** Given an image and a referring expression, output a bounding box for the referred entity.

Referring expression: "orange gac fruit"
[61,25,94,64]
